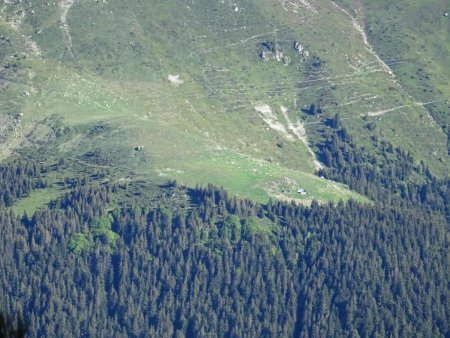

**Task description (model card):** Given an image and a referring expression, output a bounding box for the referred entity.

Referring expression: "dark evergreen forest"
[0,162,46,208]
[0,121,449,337]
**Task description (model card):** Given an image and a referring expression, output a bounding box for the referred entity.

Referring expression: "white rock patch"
[168,74,184,86]
[255,104,294,141]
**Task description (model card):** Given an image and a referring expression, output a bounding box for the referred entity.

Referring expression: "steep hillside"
[0,0,448,205]
[361,0,450,135]
[335,0,450,160]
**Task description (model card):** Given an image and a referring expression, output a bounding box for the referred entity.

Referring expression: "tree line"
[0,158,448,337]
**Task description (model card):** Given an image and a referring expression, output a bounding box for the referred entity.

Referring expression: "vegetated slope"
[332,0,450,157]
[0,159,448,337]
[360,0,450,146]
[0,0,447,204]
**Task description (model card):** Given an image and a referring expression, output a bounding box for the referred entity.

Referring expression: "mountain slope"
[0,0,448,205]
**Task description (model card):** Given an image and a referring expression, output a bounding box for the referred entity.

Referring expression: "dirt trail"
[364,105,405,117]
[199,28,280,54]
[331,1,395,80]
[361,99,447,117]
[59,0,77,59]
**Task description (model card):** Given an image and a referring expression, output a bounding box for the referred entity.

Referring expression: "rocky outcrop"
[259,41,290,65]
[294,41,309,61]
[258,40,312,65]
